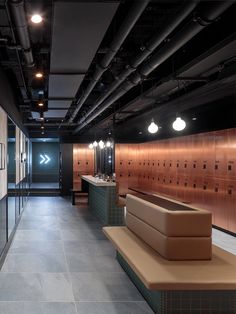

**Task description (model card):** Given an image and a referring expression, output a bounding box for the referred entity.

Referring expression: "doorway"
[31,139,60,189]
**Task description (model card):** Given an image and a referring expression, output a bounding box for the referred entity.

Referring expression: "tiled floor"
[0,197,235,314]
[0,197,153,314]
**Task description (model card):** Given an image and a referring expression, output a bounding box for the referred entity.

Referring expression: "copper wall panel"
[115,128,236,233]
[73,144,94,190]
[227,179,236,232]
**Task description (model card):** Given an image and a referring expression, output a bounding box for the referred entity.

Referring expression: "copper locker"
[226,129,236,179]
[227,128,236,180]
[193,176,204,208]
[188,176,197,205]
[227,180,236,233]
[203,177,215,217]
[214,179,228,230]
[215,130,227,178]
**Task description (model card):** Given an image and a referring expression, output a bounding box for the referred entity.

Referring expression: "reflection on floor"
[0,196,153,314]
[212,228,236,255]
[30,182,59,189]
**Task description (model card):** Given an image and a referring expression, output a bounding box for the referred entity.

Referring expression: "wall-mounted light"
[31,14,43,24]
[88,143,93,149]
[172,117,186,131]
[148,119,158,134]
[93,141,98,148]
[99,140,105,149]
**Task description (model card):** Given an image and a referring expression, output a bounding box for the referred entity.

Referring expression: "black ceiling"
[0,0,235,141]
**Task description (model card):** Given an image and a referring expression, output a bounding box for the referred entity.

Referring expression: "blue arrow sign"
[40,154,51,165]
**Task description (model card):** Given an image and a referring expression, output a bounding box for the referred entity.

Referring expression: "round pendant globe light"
[92,140,98,147]
[172,117,186,131]
[99,140,105,149]
[148,119,158,134]
[106,140,111,147]
[31,14,43,24]
[88,143,93,149]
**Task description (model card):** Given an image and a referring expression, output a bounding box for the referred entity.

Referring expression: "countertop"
[81,175,116,187]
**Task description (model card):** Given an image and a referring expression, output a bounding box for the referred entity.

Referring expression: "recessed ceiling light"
[38,102,44,107]
[41,126,44,129]
[31,14,43,24]
[192,117,197,121]
[35,72,43,78]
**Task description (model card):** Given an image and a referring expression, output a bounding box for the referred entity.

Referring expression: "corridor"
[0,197,152,314]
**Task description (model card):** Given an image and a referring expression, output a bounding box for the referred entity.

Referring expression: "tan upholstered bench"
[126,194,212,260]
[103,195,236,312]
[103,226,236,291]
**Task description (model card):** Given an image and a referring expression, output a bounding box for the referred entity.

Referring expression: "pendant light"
[148,119,158,134]
[172,116,186,131]
[99,140,105,149]
[106,140,111,148]
[88,143,93,149]
[93,140,98,148]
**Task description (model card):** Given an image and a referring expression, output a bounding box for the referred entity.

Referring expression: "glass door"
[7,118,16,238]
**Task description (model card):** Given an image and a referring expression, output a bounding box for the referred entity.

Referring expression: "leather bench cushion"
[126,194,212,237]
[103,226,236,290]
[126,212,212,260]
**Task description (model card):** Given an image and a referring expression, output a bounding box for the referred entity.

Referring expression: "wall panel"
[73,144,94,190]
[0,107,7,200]
[115,128,236,233]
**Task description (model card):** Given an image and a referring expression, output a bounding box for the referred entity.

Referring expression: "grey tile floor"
[0,197,235,314]
[0,197,153,314]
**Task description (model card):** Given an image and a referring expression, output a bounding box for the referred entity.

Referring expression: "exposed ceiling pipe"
[4,0,29,97]
[69,0,150,123]
[10,0,34,67]
[77,1,198,126]
[73,1,232,134]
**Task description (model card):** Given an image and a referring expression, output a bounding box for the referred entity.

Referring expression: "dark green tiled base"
[117,252,236,313]
[89,185,124,225]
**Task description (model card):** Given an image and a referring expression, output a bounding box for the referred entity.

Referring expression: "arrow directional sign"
[40,154,51,165]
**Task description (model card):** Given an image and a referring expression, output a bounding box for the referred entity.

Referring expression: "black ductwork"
[74,1,233,134]
[69,0,150,123]
[78,1,198,125]
[10,0,34,67]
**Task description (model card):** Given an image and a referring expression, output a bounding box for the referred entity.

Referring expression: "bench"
[103,194,236,313]
[71,189,88,205]
[129,186,191,204]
